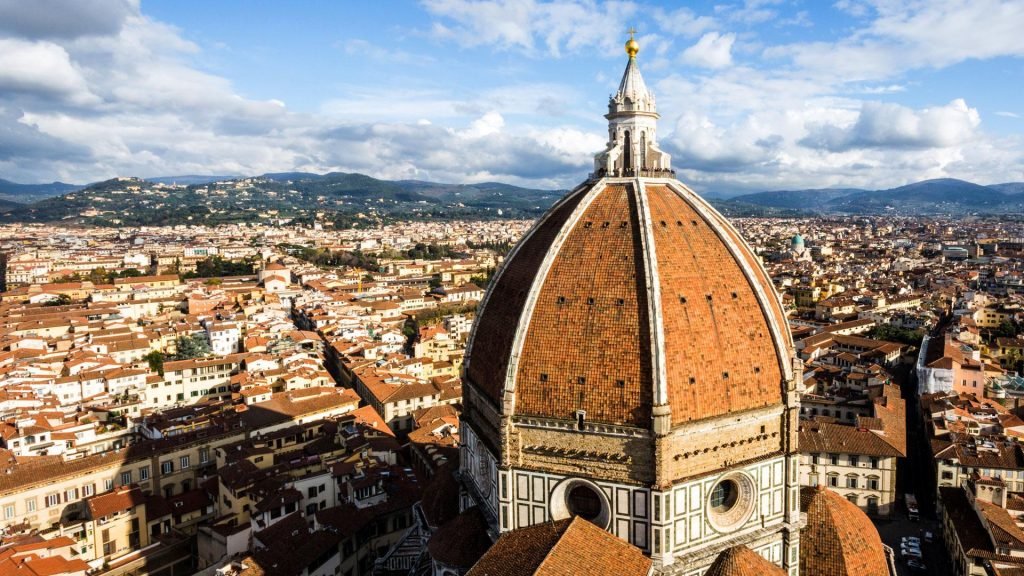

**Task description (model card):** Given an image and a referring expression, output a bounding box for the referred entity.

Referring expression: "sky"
[1,0,1023,195]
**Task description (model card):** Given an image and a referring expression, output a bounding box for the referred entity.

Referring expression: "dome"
[799,487,890,576]
[464,179,794,429]
[792,234,804,246]
[706,545,785,576]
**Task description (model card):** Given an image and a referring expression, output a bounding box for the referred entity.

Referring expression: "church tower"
[458,35,803,575]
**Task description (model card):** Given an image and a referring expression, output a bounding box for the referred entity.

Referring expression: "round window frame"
[549,478,611,529]
[705,471,756,533]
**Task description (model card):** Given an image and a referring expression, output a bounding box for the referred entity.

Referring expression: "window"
[566,485,603,523]
[25,498,36,513]
[161,461,174,475]
[828,475,839,487]
[811,455,818,465]
[870,457,879,469]
[849,456,859,467]
[82,484,95,498]
[3,505,14,520]
[199,448,210,464]
[121,471,132,485]
[846,476,858,489]
[104,479,113,491]
[868,477,880,490]
[179,456,190,470]
[65,488,78,502]
[308,486,318,498]
[139,466,150,481]
[45,493,60,508]
[846,494,859,504]
[829,454,838,465]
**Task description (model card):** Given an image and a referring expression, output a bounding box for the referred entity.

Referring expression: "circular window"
[567,485,603,522]
[549,478,610,529]
[710,480,738,513]
[706,472,756,533]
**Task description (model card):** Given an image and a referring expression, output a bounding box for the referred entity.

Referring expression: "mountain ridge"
[2,174,1023,225]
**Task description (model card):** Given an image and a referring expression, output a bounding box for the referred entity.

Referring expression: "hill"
[732,178,1024,215]
[0,173,569,227]
[731,188,866,211]
[0,178,82,203]
[4,174,1021,226]
[145,175,237,185]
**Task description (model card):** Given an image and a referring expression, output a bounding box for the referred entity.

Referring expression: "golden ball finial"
[625,27,639,58]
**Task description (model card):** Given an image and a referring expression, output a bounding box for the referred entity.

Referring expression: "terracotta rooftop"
[466,516,651,576]
[799,486,888,576]
[705,545,785,576]
[466,180,792,428]
[86,485,145,519]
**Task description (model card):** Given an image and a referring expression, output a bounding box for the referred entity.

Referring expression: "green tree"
[995,321,1020,339]
[173,334,211,360]
[143,350,165,375]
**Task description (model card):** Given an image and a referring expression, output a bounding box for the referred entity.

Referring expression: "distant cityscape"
[1,207,1023,574]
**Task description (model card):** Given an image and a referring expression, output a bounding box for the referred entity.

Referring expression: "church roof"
[465,517,651,576]
[705,545,785,576]
[799,486,890,576]
[465,179,793,429]
[427,505,493,569]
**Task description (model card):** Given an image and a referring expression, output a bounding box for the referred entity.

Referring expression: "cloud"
[0,0,1021,195]
[766,0,1024,82]
[652,6,716,38]
[800,99,981,152]
[681,32,735,69]
[0,0,135,39]
[0,39,99,105]
[996,111,1021,119]
[420,0,638,57]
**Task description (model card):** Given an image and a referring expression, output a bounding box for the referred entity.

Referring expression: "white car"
[901,547,923,559]
[902,536,922,547]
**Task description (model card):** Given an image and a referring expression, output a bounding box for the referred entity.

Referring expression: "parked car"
[902,536,922,547]
[923,531,934,543]
[901,545,923,559]
[906,558,927,571]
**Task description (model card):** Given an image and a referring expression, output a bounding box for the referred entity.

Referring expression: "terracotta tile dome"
[705,545,786,576]
[464,178,794,428]
[799,486,891,576]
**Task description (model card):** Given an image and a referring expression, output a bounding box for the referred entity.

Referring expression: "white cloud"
[766,0,1024,82]
[0,39,98,105]
[652,6,716,38]
[801,99,981,152]
[681,32,735,69]
[420,0,638,57]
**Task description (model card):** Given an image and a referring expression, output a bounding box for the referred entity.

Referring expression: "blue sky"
[0,0,1022,194]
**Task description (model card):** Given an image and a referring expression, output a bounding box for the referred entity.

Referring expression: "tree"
[995,320,1020,339]
[173,334,211,360]
[470,267,497,288]
[143,350,165,375]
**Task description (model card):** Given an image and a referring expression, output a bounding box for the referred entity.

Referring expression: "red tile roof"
[466,517,651,576]
[705,545,785,576]
[799,486,888,576]
[465,179,792,429]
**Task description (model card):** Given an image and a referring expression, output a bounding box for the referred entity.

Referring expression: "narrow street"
[880,359,953,576]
